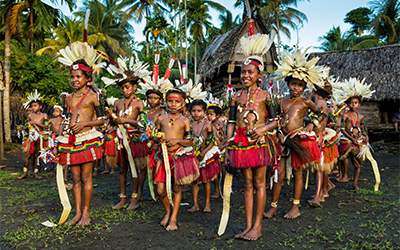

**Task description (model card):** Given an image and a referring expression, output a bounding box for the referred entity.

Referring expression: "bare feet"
[65,214,81,225]
[34,173,41,179]
[203,205,211,213]
[235,227,251,239]
[284,206,301,219]
[18,172,28,179]
[327,181,336,191]
[211,193,220,199]
[243,227,262,241]
[77,215,91,226]
[0,165,6,169]
[112,198,127,210]
[336,177,349,183]
[181,185,189,192]
[187,205,199,212]
[308,198,321,207]
[263,207,277,218]
[137,195,143,201]
[64,178,68,182]
[166,221,178,231]
[100,170,109,174]
[352,184,360,190]
[93,170,98,176]
[127,199,139,210]
[160,213,170,226]
[110,170,115,174]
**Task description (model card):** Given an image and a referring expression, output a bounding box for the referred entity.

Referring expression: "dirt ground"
[0,141,399,250]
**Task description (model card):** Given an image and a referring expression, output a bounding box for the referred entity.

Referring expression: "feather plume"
[23,89,42,109]
[240,31,276,71]
[333,77,375,104]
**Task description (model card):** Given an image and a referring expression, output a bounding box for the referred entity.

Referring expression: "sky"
[47,0,372,52]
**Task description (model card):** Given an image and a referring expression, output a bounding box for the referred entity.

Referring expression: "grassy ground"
[0,146,399,249]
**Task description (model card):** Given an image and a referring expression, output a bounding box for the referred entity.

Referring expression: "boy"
[265,47,327,220]
[153,89,200,230]
[188,99,220,213]
[49,105,66,180]
[19,91,48,179]
[56,44,106,226]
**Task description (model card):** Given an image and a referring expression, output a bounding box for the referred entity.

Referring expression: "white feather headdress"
[177,79,207,103]
[23,89,42,109]
[333,77,375,104]
[274,47,325,90]
[240,31,276,72]
[58,42,103,69]
[101,55,151,86]
[207,96,224,109]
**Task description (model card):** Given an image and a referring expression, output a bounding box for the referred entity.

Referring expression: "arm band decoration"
[95,105,105,118]
[184,131,192,139]
[266,104,277,121]
[62,109,67,117]
[228,106,237,124]
[45,119,49,126]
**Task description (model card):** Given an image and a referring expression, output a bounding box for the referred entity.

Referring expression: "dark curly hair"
[189,99,207,111]
[146,89,163,100]
[166,88,187,100]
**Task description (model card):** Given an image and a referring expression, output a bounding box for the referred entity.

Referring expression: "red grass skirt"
[228,132,282,169]
[198,153,220,182]
[290,133,321,170]
[56,131,104,166]
[116,140,149,169]
[104,130,116,156]
[320,135,340,172]
[154,147,200,185]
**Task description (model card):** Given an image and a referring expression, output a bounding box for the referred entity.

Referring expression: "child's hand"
[302,123,314,133]
[166,139,179,147]
[224,150,230,166]
[52,148,59,163]
[197,152,205,162]
[70,122,86,134]
[113,117,127,124]
[104,108,113,117]
[249,127,266,140]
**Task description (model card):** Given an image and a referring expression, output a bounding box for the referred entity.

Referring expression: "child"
[265,47,327,220]
[18,90,48,179]
[102,119,117,175]
[102,56,150,210]
[49,105,66,179]
[55,42,105,226]
[153,88,200,230]
[206,99,226,199]
[336,78,375,190]
[308,78,338,207]
[188,99,220,213]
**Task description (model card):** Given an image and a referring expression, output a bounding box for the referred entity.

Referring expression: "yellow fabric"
[366,149,380,191]
[56,163,71,225]
[160,135,174,207]
[217,173,233,236]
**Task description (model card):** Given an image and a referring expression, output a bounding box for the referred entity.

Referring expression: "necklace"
[67,89,91,114]
[350,112,359,128]
[147,107,159,116]
[332,105,346,116]
[168,114,182,126]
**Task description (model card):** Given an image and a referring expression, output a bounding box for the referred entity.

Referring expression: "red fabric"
[104,131,116,156]
[233,127,249,146]
[29,141,35,154]
[198,154,220,182]
[338,141,357,155]
[322,143,339,164]
[116,141,149,163]
[154,152,174,183]
[291,135,321,170]
[59,146,103,166]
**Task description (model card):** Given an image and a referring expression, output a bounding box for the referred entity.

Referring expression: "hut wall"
[358,102,380,130]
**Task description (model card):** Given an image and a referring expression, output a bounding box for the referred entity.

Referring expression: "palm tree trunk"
[184,0,187,63]
[30,2,34,53]
[146,6,149,57]
[275,9,281,60]
[0,59,5,160]
[179,0,182,58]
[4,12,12,143]
[194,44,197,83]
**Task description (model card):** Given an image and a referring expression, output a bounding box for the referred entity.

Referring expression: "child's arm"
[198,124,215,161]
[304,98,327,132]
[166,119,192,147]
[360,115,369,142]
[249,96,279,139]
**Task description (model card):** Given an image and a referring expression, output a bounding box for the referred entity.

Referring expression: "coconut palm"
[369,0,400,44]
[219,10,241,35]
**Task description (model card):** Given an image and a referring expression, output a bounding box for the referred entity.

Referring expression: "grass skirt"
[198,152,220,182]
[154,147,200,185]
[56,129,104,166]
[289,132,321,170]
[228,132,282,169]
[315,134,339,172]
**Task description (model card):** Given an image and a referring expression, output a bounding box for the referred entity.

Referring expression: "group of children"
[18,27,378,240]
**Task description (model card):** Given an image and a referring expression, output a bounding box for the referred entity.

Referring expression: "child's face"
[70,69,90,90]
[288,78,306,98]
[206,109,219,123]
[53,108,62,117]
[166,93,184,114]
[240,64,263,88]
[120,82,137,98]
[30,102,41,113]
[147,93,161,108]
[190,105,204,121]
[348,98,360,111]
[26,108,32,115]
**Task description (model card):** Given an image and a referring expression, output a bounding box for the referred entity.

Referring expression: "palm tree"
[181,0,226,80]
[218,10,241,35]
[260,0,309,57]
[369,0,400,44]
[75,0,134,59]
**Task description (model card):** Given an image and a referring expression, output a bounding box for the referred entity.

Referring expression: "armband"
[95,105,105,118]
[62,108,67,117]
[45,119,49,126]
[184,131,192,139]
[266,104,277,120]
[139,111,144,115]
[228,106,237,124]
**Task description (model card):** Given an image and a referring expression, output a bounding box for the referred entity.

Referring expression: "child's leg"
[203,181,211,212]
[235,167,254,239]
[351,157,361,190]
[188,182,199,212]
[337,159,349,182]
[112,155,128,209]
[166,183,181,231]
[322,172,332,197]
[18,153,31,179]
[78,162,94,226]
[309,171,323,206]
[243,165,267,241]
[284,166,303,219]
[128,169,140,210]
[93,159,100,176]
[137,167,147,201]
[33,144,41,179]
[211,176,220,199]
[64,165,68,182]
[66,165,83,225]
[100,154,109,174]
[157,182,170,226]
[264,157,286,218]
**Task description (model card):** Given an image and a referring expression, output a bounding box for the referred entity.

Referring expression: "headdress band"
[166,96,185,101]
[69,64,93,73]
[243,59,263,71]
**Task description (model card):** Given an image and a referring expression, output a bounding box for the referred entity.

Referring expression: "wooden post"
[0,59,4,160]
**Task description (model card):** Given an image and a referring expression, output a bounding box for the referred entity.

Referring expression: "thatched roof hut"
[308,44,400,101]
[197,15,277,95]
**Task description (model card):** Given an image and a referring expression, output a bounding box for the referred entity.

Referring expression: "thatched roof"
[198,15,277,81]
[309,44,400,101]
